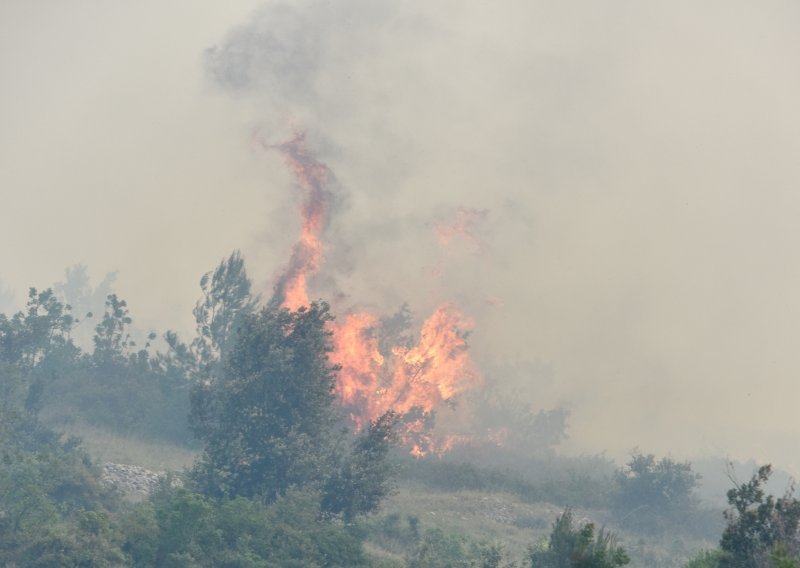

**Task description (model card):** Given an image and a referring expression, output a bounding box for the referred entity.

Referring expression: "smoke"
[203,0,800,467]
[4,0,800,467]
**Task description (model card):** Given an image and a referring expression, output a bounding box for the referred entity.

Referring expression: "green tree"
[322,410,398,522]
[189,301,399,521]
[190,302,340,502]
[93,293,134,361]
[529,508,630,568]
[612,451,700,534]
[0,288,75,370]
[719,464,800,568]
[191,250,257,373]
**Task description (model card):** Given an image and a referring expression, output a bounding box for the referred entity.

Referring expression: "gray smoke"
[4,0,800,469]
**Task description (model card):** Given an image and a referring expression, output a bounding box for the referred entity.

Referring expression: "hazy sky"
[3,0,800,468]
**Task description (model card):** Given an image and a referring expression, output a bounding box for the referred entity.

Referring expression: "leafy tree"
[719,464,800,568]
[23,291,194,445]
[93,293,135,360]
[0,288,75,370]
[322,410,399,522]
[191,250,257,374]
[529,508,630,568]
[190,300,399,522]
[160,251,256,385]
[612,451,700,534]
[190,302,340,502]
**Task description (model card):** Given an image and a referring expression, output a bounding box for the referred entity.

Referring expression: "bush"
[612,452,700,535]
[529,508,629,568]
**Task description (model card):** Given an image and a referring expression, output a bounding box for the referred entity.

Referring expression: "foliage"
[322,410,399,522]
[366,512,422,556]
[528,508,630,568]
[404,528,518,568]
[530,512,627,567]
[719,464,800,568]
[683,550,727,568]
[121,487,367,567]
[93,293,136,360]
[0,363,125,566]
[40,293,193,444]
[190,300,399,521]
[0,287,75,371]
[191,250,257,375]
[612,451,701,534]
[771,544,800,568]
[190,302,340,501]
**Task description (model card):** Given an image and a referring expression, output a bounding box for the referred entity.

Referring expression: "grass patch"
[50,420,198,471]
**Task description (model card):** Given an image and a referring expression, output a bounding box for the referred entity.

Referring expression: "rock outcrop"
[101,462,180,498]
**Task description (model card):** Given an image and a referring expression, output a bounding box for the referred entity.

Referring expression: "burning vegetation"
[264,130,483,456]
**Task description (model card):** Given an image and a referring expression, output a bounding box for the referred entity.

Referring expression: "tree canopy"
[190,302,340,502]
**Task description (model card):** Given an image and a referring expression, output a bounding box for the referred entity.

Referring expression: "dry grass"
[369,483,717,567]
[55,421,198,472]
[372,483,566,559]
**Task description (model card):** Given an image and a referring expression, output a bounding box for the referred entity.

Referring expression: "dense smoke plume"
[4,0,800,467]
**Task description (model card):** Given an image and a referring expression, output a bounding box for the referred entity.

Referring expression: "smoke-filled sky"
[3,0,800,468]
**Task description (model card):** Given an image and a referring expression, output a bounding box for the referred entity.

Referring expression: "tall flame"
[265,131,483,455]
[264,131,332,311]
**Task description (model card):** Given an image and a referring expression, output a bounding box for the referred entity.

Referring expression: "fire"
[329,304,482,455]
[330,312,385,425]
[262,130,332,311]
[388,304,478,414]
[265,131,483,455]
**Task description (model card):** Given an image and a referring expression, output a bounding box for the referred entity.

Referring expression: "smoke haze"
[3,0,800,467]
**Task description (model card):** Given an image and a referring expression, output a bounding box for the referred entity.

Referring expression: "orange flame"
[330,304,482,455]
[265,131,332,311]
[265,132,484,455]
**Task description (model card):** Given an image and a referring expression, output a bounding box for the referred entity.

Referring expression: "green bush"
[529,508,629,568]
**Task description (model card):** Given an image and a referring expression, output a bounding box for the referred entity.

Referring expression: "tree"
[191,250,257,374]
[190,302,340,502]
[0,288,75,370]
[321,410,399,522]
[612,451,700,534]
[189,301,399,520]
[161,251,256,384]
[92,293,134,361]
[529,508,630,568]
[719,464,800,568]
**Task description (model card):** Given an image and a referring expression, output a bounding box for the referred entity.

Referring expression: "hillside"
[73,427,723,567]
